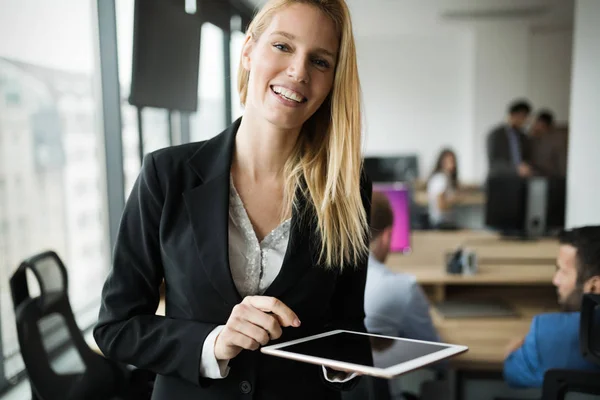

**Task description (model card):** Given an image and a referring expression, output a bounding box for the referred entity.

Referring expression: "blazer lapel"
[183,119,242,306]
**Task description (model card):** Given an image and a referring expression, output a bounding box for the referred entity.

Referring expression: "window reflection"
[0,0,109,378]
[191,23,226,142]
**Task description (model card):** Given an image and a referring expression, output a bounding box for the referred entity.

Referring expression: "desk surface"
[413,189,486,207]
[387,231,558,284]
[393,263,555,285]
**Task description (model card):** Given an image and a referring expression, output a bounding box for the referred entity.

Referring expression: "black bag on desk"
[445,247,477,275]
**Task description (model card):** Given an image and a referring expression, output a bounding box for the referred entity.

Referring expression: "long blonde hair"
[238,0,368,270]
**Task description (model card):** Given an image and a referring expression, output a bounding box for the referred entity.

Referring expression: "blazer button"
[240,380,252,394]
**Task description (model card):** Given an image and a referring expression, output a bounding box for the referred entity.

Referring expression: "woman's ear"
[584,275,600,294]
[241,34,254,71]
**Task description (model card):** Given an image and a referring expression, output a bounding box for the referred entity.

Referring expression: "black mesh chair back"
[580,293,600,365]
[9,251,131,400]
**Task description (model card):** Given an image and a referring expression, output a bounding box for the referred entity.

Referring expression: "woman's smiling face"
[241,3,339,130]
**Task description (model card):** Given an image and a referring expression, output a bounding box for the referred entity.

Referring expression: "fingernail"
[293,318,301,327]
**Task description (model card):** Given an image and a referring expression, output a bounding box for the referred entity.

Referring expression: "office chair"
[10,250,154,400]
[541,293,600,400]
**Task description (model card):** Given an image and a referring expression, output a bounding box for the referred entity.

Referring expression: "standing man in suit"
[487,99,533,177]
[503,226,600,388]
[529,110,567,177]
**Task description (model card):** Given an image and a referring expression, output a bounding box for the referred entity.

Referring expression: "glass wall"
[230,29,246,121]
[0,0,109,379]
[115,0,171,196]
[191,23,227,142]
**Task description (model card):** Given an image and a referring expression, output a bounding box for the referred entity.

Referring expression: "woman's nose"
[287,56,310,84]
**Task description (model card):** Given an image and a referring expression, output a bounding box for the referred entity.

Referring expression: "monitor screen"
[373,184,411,254]
[364,156,419,183]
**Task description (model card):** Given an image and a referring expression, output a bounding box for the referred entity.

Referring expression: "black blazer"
[93,119,373,400]
[486,124,531,176]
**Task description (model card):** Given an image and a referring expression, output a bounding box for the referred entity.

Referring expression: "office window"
[116,1,171,196]
[0,0,110,380]
[190,23,226,142]
[230,29,245,121]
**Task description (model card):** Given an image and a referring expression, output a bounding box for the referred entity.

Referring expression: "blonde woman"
[94,0,372,398]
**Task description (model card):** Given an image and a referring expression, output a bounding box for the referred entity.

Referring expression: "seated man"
[364,192,439,343]
[504,226,600,388]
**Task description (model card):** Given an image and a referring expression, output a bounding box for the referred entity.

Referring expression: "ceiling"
[247,0,574,36]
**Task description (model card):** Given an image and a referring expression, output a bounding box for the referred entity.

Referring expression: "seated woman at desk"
[427,148,459,230]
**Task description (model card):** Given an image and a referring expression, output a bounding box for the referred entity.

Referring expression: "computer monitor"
[364,156,420,183]
[485,175,566,238]
[485,176,527,233]
[373,183,412,254]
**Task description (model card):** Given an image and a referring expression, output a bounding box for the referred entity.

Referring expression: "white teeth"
[272,86,304,103]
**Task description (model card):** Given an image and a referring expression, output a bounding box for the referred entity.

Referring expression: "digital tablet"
[261,330,468,379]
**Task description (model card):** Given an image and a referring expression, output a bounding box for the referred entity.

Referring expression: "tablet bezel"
[260,329,468,379]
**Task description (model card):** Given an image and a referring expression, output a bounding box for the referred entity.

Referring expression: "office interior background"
[0,0,599,399]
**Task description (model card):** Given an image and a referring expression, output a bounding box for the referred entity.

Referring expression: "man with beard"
[503,226,600,388]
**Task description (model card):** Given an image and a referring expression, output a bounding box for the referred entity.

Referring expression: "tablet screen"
[280,332,450,368]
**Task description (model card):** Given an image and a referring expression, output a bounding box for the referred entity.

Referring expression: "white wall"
[566,0,600,227]
[471,24,530,182]
[358,30,474,181]
[358,24,573,183]
[528,29,573,124]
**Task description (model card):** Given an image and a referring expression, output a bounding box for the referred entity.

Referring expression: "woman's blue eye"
[274,44,288,51]
[313,59,330,68]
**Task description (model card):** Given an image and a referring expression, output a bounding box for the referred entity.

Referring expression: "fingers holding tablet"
[215,296,300,361]
[243,296,301,328]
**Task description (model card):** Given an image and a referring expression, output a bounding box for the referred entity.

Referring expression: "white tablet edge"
[260,329,468,379]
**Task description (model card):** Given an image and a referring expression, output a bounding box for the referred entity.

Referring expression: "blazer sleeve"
[321,174,373,391]
[93,153,218,387]
[520,132,532,165]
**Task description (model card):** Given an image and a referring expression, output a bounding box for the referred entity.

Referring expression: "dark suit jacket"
[486,124,531,176]
[93,119,373,400]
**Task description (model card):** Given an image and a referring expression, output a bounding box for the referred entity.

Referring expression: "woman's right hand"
[214,296,301,361]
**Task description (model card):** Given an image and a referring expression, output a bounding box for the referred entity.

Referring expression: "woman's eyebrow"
[270,31,336,59]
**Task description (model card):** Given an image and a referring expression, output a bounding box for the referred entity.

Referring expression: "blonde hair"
[238,0,368,270]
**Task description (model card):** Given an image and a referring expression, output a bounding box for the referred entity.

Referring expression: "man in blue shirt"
[364,192,439,343]
[504,226,600,388]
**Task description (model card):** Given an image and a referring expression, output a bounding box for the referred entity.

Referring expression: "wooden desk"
[389,231,558,267]
[413,188,486,207]
[386,231,559,371]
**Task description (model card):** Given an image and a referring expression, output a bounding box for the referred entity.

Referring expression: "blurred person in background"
[427,148,459,230]
[529,109,566,177]
[487,99,533,178]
